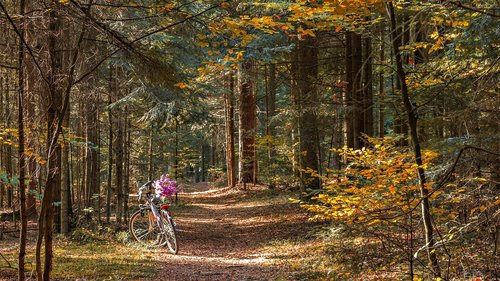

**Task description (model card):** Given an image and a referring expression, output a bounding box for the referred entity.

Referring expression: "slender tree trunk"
[60,93,70,234]
[115,110,124,224]
[4,75,13,208]
[174,121,179,181]
[291,41,301,179]
[0,76,3,208]
[201,143,206,182]
[352,33,363,148]
[386,2,441,276]
[224,71,236,187]
[24,6,37,216]
[17,0,27,278]
[148,126,153,181]
[124,107,130,223]
[266,63,277,161]
[344,32,354,148]
[378,28,385,137]
[42,9,64,279]
[363,36,374,137]
[106,68,113,223]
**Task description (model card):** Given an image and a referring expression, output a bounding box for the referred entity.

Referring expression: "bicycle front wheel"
[129,209,166,248]
[160,211,179,254]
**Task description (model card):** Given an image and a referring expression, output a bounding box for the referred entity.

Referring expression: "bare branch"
[0,63,19,70]
[447,1,500,18]
[0,1,49,86]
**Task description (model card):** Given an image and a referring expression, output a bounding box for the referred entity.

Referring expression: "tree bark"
[298,36,320,190]
[238,60,257,184]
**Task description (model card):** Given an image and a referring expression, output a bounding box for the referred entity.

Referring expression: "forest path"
[153,182,313,280]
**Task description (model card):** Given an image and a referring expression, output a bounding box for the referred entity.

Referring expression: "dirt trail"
[154,183,312,281]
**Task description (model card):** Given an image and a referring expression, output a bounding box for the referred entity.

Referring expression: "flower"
[154,174,178,198]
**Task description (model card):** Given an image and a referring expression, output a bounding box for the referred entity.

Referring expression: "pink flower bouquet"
[154,174,178,198]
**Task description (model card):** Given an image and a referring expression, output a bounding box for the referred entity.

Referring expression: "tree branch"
[0,63,19,70]
[0,1,49,86]
[447,1,500,18]
[73,0,229,85]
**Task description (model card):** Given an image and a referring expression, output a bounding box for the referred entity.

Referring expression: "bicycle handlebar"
[138,181,153,201]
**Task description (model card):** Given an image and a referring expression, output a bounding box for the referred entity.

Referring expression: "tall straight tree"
[297,35,320,190]
[266,63,277,161]
[115,104,124,224]
[344,32,354,148]
[363,36,374,137]
[238,60,256,184]
[224,71,236,187]
[351,32,363,148]
[17,0,27,278]
[106,66,113,223]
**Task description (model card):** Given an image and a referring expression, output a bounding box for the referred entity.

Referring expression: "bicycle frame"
[138,182,173,230]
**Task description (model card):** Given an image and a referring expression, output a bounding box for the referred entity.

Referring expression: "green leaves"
[0,172,19,188]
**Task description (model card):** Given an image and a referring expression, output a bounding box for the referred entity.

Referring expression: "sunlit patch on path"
[153,182,314,280]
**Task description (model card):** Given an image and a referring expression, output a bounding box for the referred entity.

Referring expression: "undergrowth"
[0,227,157,280]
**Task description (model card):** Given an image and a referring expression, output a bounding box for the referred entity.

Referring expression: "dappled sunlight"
[152,183,316,280]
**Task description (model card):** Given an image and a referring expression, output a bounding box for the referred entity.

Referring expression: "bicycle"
[129,181,179,254]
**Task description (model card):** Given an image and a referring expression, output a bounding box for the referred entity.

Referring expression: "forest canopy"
[0,0,498,280]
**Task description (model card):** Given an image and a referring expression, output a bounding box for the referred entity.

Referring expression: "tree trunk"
[298,35,320,190]
[84,91,98,219]
[266,63,277,161]
[344,32,354,149]
[148,126,153,181]
[60,92,70,234]
[17,0,27,278]
[238,60,257,184]
[106,67,113,223]
[124,107,130,223]
[363,36,374,137]
[386,2,441,276]
[378,28,385,137]
[4,75,13,208]
[115,110,124,224]
[0,76,3,208]
[224,71,236,187]
[290,41,301,179]
[352,33,363,148]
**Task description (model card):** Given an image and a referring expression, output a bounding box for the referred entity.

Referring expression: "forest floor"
[153,182,318,280]
[0,183,326,280]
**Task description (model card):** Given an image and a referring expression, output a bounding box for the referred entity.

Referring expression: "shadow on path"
[153,182,314,280]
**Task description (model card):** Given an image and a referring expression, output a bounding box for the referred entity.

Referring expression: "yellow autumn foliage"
[301,136,438,226]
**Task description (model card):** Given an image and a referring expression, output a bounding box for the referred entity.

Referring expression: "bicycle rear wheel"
[160,211,179,254]
[129,209,166,248]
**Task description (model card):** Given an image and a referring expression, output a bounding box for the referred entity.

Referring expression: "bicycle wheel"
[160,211,179,254]
[129,209,166,248]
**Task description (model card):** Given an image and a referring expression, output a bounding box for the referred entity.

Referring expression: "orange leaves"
[174,82,190,89]
[219,1,230,10]
[299,136,438,226]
